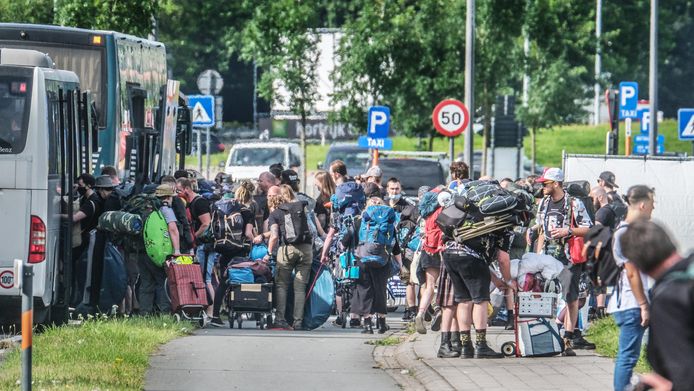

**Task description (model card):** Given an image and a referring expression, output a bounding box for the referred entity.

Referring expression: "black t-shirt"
[188,196,211,232]
[103,192,122,213]
[459,228,514,263]
[648,256,694,390]
[254,193,269,229]
[543,197,567,234]
[595,205,617,229]
[267,202,312,245]
[389,197,410,214]
[315,193,331,230]
[79,192,103,242]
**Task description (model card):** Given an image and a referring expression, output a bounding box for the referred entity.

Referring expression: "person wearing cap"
[138,184,180,316]
[598,171,619,200]
[530,167,594,356]
[281,169,326,241]
[362,166,385,197]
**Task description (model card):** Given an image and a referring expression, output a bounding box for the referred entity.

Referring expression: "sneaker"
[414,314,427,334]
[401,308,412,321]
[273,319,293,330]
[349,318,361,328]
[473,341,504,359]
[572,334,596,350]
[430,309,442,332]
[424,305,434,322]
[504,321,515,331]
[292,321,306,331]
[334,316,344,326]
[208,317,225,328]
[562,338,576,356]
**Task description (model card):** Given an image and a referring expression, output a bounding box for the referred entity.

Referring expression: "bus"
[0,48,90,325]
[0,23,191,180]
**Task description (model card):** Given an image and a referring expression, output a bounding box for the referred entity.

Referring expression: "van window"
[230,147,284,167]
[289,149,301,168]
[0,75,31,154]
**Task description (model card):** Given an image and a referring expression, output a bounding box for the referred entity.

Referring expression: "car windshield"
[326,149,370,171]
[0,74,31,154]
[230,147,284,166]
[379,159,445,195]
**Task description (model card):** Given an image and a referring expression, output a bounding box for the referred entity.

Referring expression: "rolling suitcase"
[165,262,207,322]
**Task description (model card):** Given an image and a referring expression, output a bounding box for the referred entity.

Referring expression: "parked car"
[377,158,446,198]
[191,130,225,154]
[318,143,371,177]
[225,140,302,182]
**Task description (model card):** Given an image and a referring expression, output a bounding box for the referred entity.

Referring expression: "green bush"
[586,316,651,374]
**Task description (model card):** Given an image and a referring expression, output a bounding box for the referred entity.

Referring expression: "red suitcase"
[166,263,208,315]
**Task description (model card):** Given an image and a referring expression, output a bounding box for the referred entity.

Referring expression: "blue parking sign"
[367,106,390,139]
[619,82,638,119]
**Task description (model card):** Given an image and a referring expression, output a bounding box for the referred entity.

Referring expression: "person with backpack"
[619,219,694,391]
[161,176,195,254]
[598,171,628,222]
[348,196,403,334]
[313,170,336,232]
[281,169,326,244]
[606,185,655,391]
[265,185,314,330]
[138,184,181,315]
[531,168,594,356]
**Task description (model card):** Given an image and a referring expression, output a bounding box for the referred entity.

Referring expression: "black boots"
[505,310,515,330]
[474,341,504,359]
[361,317,374,334]
[437,332,461,358]
[450,331,462,354]
[377,317,390,334]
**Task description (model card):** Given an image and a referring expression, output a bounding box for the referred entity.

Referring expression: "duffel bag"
[98,211,143,235]
[435,201,468,238]
[478,191,518,215]
[227,267,255,284]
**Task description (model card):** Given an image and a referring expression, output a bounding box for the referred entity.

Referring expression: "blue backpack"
[418,191,440,219]
[357,205,396,267]
[332,181,366,216]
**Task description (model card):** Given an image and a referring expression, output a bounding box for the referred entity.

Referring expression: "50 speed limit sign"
[432,99,470,137]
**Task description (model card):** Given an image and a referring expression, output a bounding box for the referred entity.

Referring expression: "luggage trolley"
[164,255,208,326]
[334,251,359,328]
[226,283,274,329]
[501,291,563,357]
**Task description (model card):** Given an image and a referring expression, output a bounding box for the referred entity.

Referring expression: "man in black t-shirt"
[255,171,277,231]
[265,195,313,330]
[591,186,617,229]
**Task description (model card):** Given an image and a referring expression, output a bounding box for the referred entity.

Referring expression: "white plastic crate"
[517,292,559,318]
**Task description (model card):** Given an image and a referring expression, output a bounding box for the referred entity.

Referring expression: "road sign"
[678,109,694,140]
[638,108,651,133]
[197,69,224,95]
[633,134,664,155]
[432,99,469,137]
[619,82,638,119]
[358,136,393,150]
[367,106,390,139]
[188,95,215,127]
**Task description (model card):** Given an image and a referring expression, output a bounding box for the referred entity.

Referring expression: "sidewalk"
[375,327,614,391]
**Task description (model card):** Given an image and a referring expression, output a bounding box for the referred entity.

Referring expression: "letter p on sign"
[368,106,390,139]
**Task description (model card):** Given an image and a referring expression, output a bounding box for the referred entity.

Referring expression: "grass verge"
[366,335,404,346]
[0,315,190,390]
[585,316,650,374]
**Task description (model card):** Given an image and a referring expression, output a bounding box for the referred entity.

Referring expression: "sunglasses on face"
[543,181,555,187]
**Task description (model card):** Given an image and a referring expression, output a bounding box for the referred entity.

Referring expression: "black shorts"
[555,252,583,303]
[420,251,441,270]
[442,250,491,304]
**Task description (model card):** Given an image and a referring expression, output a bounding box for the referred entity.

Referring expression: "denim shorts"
[196,245,219,283]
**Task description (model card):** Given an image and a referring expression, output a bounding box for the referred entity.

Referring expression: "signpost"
[359,106,392,164]
[188,95,215,177]
[618,82,638,119]
[432,99,470,161]
[633,134,664,155]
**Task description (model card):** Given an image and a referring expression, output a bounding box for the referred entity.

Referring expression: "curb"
[373,331,455,391]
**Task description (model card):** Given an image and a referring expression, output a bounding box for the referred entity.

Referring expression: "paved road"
[146,314,405,391]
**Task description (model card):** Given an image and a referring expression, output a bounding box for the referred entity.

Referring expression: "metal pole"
[594,0,602,125]
[206,127,211,179]
[20,261,33,391]
[649,0,658,155]
[522,34,529,106]
[449,137,454,162]
[196,128,202,173]
[253,62,258,132]
[464,0,475,178]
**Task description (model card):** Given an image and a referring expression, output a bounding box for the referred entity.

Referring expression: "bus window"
[0,75,31,154]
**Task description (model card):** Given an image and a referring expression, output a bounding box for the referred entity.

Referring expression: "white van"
[224,141,303,182]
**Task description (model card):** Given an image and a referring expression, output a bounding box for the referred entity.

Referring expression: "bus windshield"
[0,74,31,154]
[230,147,284,166]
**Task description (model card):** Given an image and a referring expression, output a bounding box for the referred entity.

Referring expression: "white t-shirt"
[607,221,650,313]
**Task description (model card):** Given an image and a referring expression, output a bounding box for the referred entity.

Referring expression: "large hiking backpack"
[297,192,322,248]
[565,180,595,221]
[120,193,162,253]
[608,194,628,224]
[278,201,312,245]
[418,191,440,219]
[210,199,249,257]
[357,205,396,267]
[332,181,366,216]
[143,210,174,267]
[583,224,624,287]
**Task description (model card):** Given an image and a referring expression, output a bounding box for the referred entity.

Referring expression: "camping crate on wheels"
[226,283,274,329]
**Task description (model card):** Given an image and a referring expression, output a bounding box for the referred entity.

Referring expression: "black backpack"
[608,194,628,224]
[565,180,595,221]
[210,199,249,256]
[583,224,625,287]
[278,201,312,245]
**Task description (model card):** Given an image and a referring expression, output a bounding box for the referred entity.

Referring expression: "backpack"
[583,223,625,287]
[171,196,195,252]
[332,181,366,216]
[396,205,421,252]
[422,207,444,254]
[143,209,174,267]
[297,192,322,248]
[210,199,249,257]
[278,201,312,245]
[565,180,595,221]
[608,194,628,224]
[418,191,440,219]
[121,193,162,253]
[356,205,396,267]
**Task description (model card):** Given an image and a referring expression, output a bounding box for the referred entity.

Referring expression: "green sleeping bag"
[143,210,174,267]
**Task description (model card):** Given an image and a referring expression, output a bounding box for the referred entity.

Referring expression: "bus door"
[176,98,192,170]
[124,84,158,190]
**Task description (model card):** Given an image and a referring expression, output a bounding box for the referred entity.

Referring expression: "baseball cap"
[599,171,618,188]
[280,169,300,186]
[363,165,382,178]
[535,167,564,183]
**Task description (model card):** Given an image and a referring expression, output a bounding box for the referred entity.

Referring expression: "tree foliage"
[53,0,158,38]
[0,0,53,24]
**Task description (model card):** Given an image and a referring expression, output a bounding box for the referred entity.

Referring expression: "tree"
[239,0,322,190]
[0,0,53,24]
[54,0,157,38]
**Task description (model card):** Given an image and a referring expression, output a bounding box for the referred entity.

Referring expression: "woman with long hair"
[313,170,336,231]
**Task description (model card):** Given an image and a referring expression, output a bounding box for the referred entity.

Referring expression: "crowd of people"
[68,158,693,391]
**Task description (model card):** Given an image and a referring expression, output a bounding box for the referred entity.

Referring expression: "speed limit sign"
[432,99,470,137]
